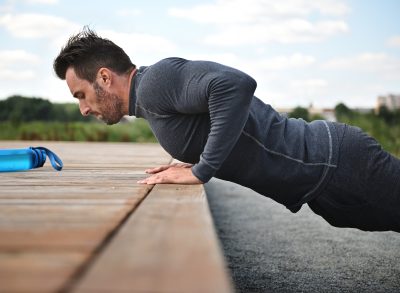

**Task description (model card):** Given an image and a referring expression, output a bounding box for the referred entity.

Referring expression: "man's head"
[54,27,135,124]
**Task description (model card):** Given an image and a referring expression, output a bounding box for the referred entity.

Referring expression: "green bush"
[335,106,400,157]
[0,119,156,143]
[0,95,88,123]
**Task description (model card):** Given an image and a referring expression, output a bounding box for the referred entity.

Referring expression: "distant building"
[276,104,336,122]
[376,94,400,112]
[275,107,293,117]
[308,105,336,122]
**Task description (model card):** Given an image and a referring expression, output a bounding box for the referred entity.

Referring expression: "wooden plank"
[0,141,172,293]
[0,251,88,293]
[0,185,150,198]
[0,225,113,251]
[0,204,133,223]
[72,184,234,293]
[0,170,152,186]
[0,203,133,250]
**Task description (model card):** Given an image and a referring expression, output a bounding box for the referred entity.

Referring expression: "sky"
[0,0,399,109]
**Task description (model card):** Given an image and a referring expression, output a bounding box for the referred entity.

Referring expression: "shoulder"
[148,57,188,72]
[135,58,189,111]
[149,57,238,73]
[138,57,256,94]
[138,57,187,85]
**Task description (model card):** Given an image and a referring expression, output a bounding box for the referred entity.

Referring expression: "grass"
[0,119,157,143]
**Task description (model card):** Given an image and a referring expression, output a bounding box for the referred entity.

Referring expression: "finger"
[138,172,165,184]
[137,178,154,184]
[138,176,164,185]
[172,163,193,168]
[145,164,172,174]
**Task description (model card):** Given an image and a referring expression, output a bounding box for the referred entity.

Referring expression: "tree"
[377,105,393,124]
[289,107,310,121]
[0,95,89,122]
[334,103,353,119]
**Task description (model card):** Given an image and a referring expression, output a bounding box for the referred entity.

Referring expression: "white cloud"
[0,0,57,14]
[0,69,35,80]
[291,78,328,88]
[169,0,349,24]
[98,30,176,55]
[310,0,349,16]
[209,19,347,46]
[251,53,316,71]
[0,49,40,67]
[0,50,40,81]
[169,0,349,46]
[387,36,400,48]
[0,13,79,39]
[0,2,12,13]
[23,0,58,4]
[41,75,74,102]
[323,53,400,79]
[116,8,143,17]
[203,20,348,46]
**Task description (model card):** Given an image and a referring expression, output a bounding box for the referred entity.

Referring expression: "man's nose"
[79,100,91,116]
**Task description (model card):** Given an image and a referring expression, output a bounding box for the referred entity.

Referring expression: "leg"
[308,125,400,232]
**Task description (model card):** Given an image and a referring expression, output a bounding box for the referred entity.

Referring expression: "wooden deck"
[0,141,233,293]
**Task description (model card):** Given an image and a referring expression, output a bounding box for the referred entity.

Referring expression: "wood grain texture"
[0,141,171,293]
[72,184,234,293]
[0,251,88,293]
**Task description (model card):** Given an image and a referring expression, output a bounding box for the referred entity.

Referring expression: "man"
[54,28,400,232]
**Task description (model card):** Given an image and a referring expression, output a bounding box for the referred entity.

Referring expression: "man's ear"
[97,68,112,87]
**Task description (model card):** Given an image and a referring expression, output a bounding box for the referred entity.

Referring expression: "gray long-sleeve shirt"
[129,57,343,212]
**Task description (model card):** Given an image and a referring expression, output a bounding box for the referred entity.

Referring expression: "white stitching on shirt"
[322,120,333,166]
[242,128,337,168]
[135,104,173,118]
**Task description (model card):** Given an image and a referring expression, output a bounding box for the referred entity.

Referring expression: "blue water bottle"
[0,147,63,172]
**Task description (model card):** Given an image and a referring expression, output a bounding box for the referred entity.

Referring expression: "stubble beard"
[93,81,124,125]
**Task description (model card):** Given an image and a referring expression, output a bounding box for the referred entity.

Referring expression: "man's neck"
[122,68,137,115]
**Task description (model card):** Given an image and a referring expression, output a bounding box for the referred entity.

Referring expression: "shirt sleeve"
[189,64,257,183]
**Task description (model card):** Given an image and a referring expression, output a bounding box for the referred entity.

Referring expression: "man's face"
[65,67,125,125]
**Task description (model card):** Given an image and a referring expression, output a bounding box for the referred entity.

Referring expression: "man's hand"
[137,163,203,185]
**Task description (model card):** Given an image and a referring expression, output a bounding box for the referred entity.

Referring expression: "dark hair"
[53,27,135,82]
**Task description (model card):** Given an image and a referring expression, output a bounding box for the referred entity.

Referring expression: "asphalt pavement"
[204,178,400,293]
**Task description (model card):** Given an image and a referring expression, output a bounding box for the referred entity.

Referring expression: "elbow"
[236,72,257,97]
[246,75,257,94]
[238,75,257,105]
